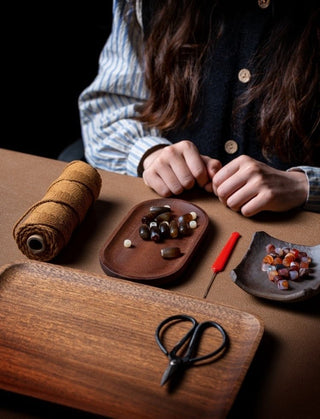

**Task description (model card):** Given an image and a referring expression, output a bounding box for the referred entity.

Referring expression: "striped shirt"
[79,0,170,177]
[78,0,320,212]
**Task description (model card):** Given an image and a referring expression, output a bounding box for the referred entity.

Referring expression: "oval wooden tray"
[99,198,209,284]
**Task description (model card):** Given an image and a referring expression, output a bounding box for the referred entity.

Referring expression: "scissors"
[155,314,228,386]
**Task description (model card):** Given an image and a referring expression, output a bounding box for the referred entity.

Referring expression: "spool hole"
[27,235,45,254]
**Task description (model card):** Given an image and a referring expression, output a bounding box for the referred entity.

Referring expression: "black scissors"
[155,314,228,386]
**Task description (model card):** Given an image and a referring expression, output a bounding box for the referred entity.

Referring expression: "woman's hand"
[212,155,308,216]
[142,140,221,196]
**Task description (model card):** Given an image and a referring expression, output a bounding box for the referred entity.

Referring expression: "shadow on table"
[227,329,277,419]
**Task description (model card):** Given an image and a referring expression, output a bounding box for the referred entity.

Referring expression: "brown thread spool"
[13,160,102,261]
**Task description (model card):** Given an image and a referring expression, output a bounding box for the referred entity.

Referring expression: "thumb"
[201,155,222,177]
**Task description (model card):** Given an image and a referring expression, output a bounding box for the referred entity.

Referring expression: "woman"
[79,0,320,216]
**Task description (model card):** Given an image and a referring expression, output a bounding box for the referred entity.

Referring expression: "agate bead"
[155,212,173,223]
[150,225,161,242]
[159,221,170,238]
[178,220,191,236]
[160,246,182,259]
[149,205,171,214]
[139,224,150,240]
[261,243,312,290]
[169,220,179,238]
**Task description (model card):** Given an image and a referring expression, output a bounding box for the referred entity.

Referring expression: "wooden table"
[1,148,319,418]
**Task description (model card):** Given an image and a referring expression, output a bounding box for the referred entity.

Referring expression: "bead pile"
[133,204,198,259]
[261,243,312,290]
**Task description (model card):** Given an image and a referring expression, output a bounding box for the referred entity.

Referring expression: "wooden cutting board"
[0,262,263,418]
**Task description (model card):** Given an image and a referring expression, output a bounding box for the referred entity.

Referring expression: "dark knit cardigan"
[142,1,318,170]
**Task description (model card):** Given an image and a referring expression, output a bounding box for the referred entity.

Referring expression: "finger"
[212,163,239,188]
[215,172,247,204]
[180,148,209,188]
[160,166,190,194]
[201,156,222,177]
[200,156,222,194]
[165,140,209,189]
[145,143,194,191]
[204,182,213,193]
[212,155,255,189]
[159,148,197,192]
[224,186,259,212]
[219,171,269,214]
[143,162,186,196]
[143,170,171,197]
[239,194,268,217]
[168,156,196,190]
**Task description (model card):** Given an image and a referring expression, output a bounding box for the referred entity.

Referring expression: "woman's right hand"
[142,140,221,196]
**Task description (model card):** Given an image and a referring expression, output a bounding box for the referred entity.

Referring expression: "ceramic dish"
[99,198,209,285]
[231,231,320,302]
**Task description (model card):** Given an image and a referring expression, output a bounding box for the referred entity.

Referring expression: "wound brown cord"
[13,160,102,261]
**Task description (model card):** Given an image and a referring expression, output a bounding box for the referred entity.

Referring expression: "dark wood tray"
[0,261,264,418]
[99,198,209,284]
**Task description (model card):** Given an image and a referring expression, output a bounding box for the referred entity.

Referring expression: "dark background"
[2,3,113,159]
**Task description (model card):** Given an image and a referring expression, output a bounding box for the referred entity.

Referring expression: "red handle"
[211,232,240,273]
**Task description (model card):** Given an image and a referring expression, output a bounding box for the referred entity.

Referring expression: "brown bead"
[159,221,170,239]
[155,212,173,223]
[177,213,193,224]
[141,212,156,224]
[160,246,182,259]
[149,205,171,214]
[169,220,179,238]
[139,224,150,240]
[150,225,161,242]
[178,220,191,236]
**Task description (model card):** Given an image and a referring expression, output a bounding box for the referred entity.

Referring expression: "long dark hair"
[133,0,320,165]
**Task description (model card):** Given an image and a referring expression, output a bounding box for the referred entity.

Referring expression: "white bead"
[189,220,197,229]
[123,239,132,248]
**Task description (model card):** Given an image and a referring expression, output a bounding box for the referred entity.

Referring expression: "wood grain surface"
[0,262,263,418]
[99,198,209,284]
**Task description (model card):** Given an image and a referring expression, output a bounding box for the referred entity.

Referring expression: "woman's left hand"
[212,155,308,216]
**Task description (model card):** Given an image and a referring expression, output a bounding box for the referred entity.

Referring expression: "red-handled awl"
[203,232,241,298]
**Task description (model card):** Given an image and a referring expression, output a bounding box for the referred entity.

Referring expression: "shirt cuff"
[287,166,320,212]
[127,136,172,177]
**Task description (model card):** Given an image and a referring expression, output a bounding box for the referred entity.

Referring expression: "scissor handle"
[155,314,197,356]
[155,314,227,364]
[186,321,227,364]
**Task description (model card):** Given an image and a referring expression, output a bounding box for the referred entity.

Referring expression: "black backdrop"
[2,3,112,159]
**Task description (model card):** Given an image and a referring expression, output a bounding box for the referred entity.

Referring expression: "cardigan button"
[258,0,270,8]
[225,140,238,154]
[238,68,251,83]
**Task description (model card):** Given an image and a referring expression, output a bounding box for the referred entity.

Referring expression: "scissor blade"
[160,359,181,386]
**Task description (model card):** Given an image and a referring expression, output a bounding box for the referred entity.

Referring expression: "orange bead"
[283,254,295,266]
[284,252,295,261]
[277,279,289,290]
[268,270,279,282]
[263,254,274,264]
[300,261,309,269]
[273,257,283,265]
[291,248,300,259]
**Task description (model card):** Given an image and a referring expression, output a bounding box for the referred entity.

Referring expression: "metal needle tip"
[203,272,217,298]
